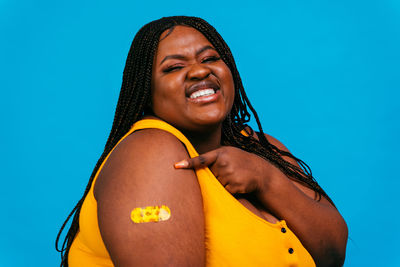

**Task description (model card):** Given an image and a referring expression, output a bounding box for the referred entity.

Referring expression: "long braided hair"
[56,15,333,266]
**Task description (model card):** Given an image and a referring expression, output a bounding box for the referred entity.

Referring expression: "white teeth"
[189,88,215,99]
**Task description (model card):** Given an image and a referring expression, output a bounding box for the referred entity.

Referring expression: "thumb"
[174,150,219,169]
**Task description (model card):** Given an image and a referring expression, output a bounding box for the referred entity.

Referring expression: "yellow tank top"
[69,119,315,266]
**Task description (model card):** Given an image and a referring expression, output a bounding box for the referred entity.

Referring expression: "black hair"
[56,15,333,266]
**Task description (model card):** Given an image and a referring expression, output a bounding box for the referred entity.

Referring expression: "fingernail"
[174,160,188,169]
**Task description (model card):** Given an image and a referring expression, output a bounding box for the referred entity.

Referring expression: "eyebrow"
[159,45,216,65]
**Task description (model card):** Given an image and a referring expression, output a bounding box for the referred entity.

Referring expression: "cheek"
[216,64,234,87]
[152,76,184,109]
[220,67,235,104]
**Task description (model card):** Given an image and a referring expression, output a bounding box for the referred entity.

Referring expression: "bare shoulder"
[94,128,196,199]
[245,126,332,205]
[94,128,205,266]
[265,133,335,205]
[262,133,305,169]
[243,126,293,162]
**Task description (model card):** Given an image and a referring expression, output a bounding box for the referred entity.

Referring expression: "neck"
[182,125,222,154]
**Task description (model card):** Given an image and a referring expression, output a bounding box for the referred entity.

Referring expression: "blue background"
[1,0,399,266]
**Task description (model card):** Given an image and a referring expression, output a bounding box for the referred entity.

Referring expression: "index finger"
[174,150,219,169]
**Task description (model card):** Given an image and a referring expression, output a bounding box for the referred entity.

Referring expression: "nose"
[186,63,211,80]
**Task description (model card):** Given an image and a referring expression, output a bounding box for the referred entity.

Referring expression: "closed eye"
[202,56,221,63]
[163,65,184,73]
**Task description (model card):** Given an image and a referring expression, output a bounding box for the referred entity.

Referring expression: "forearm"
[256,169,348,266]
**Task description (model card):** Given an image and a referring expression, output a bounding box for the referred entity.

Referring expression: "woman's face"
[151,26,235,132]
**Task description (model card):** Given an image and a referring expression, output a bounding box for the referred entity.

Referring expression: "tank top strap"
[131,119,200,158]
[91,119,200,187]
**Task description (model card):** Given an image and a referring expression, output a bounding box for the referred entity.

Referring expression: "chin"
[190,112,227,128]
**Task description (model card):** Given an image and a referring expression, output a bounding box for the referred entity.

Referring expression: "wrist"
[255,162,286,200]
[254,160,273,196]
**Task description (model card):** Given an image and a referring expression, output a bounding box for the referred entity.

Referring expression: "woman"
[56,16,348,266]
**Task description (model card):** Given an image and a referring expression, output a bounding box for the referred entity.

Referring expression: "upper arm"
[94,129,205,266]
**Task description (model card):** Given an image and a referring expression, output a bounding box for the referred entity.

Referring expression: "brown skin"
[175,134,348,266]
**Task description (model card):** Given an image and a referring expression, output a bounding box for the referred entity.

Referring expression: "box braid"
[56,15,334,266]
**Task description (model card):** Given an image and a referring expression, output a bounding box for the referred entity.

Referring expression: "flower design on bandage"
[131,205,171,223]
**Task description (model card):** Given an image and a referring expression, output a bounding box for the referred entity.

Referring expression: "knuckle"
[218,160,228,167]
[198,156,206,165]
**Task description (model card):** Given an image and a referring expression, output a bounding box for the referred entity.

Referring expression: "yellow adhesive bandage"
[131,205,171,223]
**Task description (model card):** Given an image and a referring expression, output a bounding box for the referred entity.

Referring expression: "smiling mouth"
[189,88,216,99]
[186,80,221,103]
